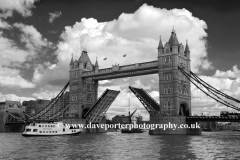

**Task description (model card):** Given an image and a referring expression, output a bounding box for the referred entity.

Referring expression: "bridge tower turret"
[157,36,164,57]
[158,29,191,116]
[67,49,98,124]
[95,57,99,72]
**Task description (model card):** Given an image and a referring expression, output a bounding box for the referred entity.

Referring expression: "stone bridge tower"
[158,29,191,116]
[67,50,99,122]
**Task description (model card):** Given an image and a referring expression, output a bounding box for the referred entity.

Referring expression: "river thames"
[0,131,240,159]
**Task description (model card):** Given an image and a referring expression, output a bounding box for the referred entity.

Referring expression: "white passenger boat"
[22,122,81,136]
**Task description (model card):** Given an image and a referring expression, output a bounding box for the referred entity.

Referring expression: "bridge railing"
[81,60,158,77]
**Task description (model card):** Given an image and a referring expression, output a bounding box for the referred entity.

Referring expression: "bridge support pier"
[2,124,25,132]
[0,109,25,132]
[149,113,202,135]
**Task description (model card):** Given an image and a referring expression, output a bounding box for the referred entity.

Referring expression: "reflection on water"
[158,135,196,159]
[0,131,240,159]
[190,132,240,159]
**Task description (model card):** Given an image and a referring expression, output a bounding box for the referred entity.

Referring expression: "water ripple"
[1,131,240,159]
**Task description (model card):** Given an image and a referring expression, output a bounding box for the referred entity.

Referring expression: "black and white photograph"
[0,0,240,159]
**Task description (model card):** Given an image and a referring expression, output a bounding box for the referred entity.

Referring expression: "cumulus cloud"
[0,66,35,88]
[214,65,240,79]
[0,75,35,88]
[0,32,30,66]
[32,90,59,100]
[14,23,53,51]
[0,31,37,88]
[28,4,213,119]
[0,0,37,18]
[0,21,54,89]
[35,4,210,87]
[49,11,62,23]
[0,19,10,29]
[0,92,35,103]
[99,80,112,85]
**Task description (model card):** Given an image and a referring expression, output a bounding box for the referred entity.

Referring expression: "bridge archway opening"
[179,103,189,116]
[6,113,21,123]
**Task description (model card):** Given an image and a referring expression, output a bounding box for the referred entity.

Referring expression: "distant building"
[135,115,143,124]
[23,99,51,119]
[54,92,70,119]
[0,100,22,110]
[112,115,130,124]
[23,92,70,120]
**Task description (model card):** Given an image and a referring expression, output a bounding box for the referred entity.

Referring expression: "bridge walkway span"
[129,86,160,113]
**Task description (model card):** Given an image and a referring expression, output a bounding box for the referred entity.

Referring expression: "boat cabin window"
[39,131,42,133]
[48,125,50,127]
[39,125,41,127]
[55,131,57,133]
[43,131,45,133]
[33,129,38,132]
[26,129,31,132]
[46,131,48,133]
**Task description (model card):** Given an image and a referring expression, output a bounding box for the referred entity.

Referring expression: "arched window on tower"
[166,48,169,53]
[74,63,77,68]
[83,94,86,101]
[87,94,91,101]
[87,84,90,91]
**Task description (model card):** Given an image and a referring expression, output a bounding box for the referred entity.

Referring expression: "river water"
[0,131,240,160]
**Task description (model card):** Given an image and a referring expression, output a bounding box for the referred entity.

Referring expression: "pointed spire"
[168,27,179,46]
[157,35,164,49]
[70,54,74,65]
[95,57,99,67]
[184,40,190,53]
[79,54,83,63]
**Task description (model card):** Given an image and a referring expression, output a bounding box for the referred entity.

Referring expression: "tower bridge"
[4,28,240,134]
[63,28,193,133]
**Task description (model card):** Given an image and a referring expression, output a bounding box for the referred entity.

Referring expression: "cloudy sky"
[0,0,240,120]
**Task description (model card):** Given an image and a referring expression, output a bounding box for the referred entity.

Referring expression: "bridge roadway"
[187,116,240,122]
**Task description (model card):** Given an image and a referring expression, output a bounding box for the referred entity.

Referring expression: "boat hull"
[22,131,81,137]
[22,122,82,137]
[121,129,143,133]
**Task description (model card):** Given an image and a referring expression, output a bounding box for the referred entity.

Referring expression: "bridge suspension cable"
[178,67,240,112]
[28,82,69,120]
[190,71,240,103]
[6,82,70,123]
[5,110,26,123]
[46,104,70,121]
